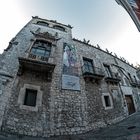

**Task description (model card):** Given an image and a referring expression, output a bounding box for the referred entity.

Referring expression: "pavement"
[0,112,140,140]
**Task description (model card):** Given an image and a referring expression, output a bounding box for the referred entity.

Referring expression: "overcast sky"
[0,0,140,65]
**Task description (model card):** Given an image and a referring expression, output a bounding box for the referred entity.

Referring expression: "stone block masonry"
[0,16,139,137]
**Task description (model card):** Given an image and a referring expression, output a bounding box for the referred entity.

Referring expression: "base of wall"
[1,115,126,138]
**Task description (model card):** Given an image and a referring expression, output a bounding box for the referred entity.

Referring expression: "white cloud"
[103,21,140,65]
[0,0,29,53]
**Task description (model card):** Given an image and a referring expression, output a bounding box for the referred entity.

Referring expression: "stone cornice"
[30,30,61,42]
[73,38,137,70]
[32,16,73,29]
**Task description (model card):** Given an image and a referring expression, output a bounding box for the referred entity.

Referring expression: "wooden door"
[125,95,135,115]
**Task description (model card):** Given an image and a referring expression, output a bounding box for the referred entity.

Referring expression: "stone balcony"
[130,78,140,87]
[82,66,105,81]
[17,53,56,81]
[27,53,55,64]
[105,72,121,84]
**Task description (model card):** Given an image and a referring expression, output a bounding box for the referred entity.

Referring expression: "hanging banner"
[63,43,79,76]
[62,43,80,91]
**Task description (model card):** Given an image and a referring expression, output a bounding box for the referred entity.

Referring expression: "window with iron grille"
[83,58,94,74]
[30,40,51,58]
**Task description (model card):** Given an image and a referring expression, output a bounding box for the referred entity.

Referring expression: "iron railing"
[105,72,121,80]
[104,72,121,83]
[129,78,140,87]
[82,65,105,77]
[28,53,49,62]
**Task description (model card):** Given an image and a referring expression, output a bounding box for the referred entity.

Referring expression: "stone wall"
[73,39,140,116]
[73,40,125,126]
[2,71,51,137]
[0,17,140,137]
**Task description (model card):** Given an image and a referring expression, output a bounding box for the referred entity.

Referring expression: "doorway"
[125,95,135,115]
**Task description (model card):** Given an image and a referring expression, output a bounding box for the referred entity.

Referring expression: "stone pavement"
[1,112,140,140]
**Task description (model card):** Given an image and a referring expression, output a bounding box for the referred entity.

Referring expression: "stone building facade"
[0,16,140,137]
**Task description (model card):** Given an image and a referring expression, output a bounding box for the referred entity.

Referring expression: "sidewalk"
[70,112,140,140]
[0,112,140,140]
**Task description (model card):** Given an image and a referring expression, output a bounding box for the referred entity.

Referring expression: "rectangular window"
[30,40,51,58]
[134,76,137,83]
[102,93,113,110]
[37,21,49,27]
[104,95,111,107]
[83,58,94,73]
[128,73,132,81]
[104,65,112,77]
[24,89,37,107]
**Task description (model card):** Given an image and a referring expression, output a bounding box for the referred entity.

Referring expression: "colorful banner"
[62,43,80,91]
[63,43,79,76]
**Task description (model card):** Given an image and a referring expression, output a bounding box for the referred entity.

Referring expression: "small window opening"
[128,73,132,81]
[24,89,37,107]
[83,58,94,74]
[104,95,111,107]
[37,21,49,27]
[104,64,112,77]
[53,25,65,31]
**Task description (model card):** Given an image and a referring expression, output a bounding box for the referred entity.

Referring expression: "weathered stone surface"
[0,17,139,138]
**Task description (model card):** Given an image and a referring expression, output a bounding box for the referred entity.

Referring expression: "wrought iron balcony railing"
[105,72,121,83]
[28,53,49,62]
[82,65,105,80]
[129,78,140,87]
[17,53,56,81]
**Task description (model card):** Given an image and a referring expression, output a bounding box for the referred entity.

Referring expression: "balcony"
[129,78,140,87]
[28,53,49,62]
[82,66,105,81]
[105,72,121,84]
[17,53,55,81]
[137,81,140,87]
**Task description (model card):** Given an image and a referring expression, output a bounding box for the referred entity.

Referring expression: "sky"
[0,0,140,66]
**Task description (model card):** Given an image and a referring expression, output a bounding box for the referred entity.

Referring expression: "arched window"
[53,25,65,32]
[36,21,49,27]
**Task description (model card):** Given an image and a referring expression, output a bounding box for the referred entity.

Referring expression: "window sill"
[104,106,113,110]
[20,105,38,112]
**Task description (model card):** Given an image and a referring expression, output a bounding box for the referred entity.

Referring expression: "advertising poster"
[62,43,80,91]
[63,43,79,76]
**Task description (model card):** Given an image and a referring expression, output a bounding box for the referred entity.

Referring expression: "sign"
[62,75,80,91]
